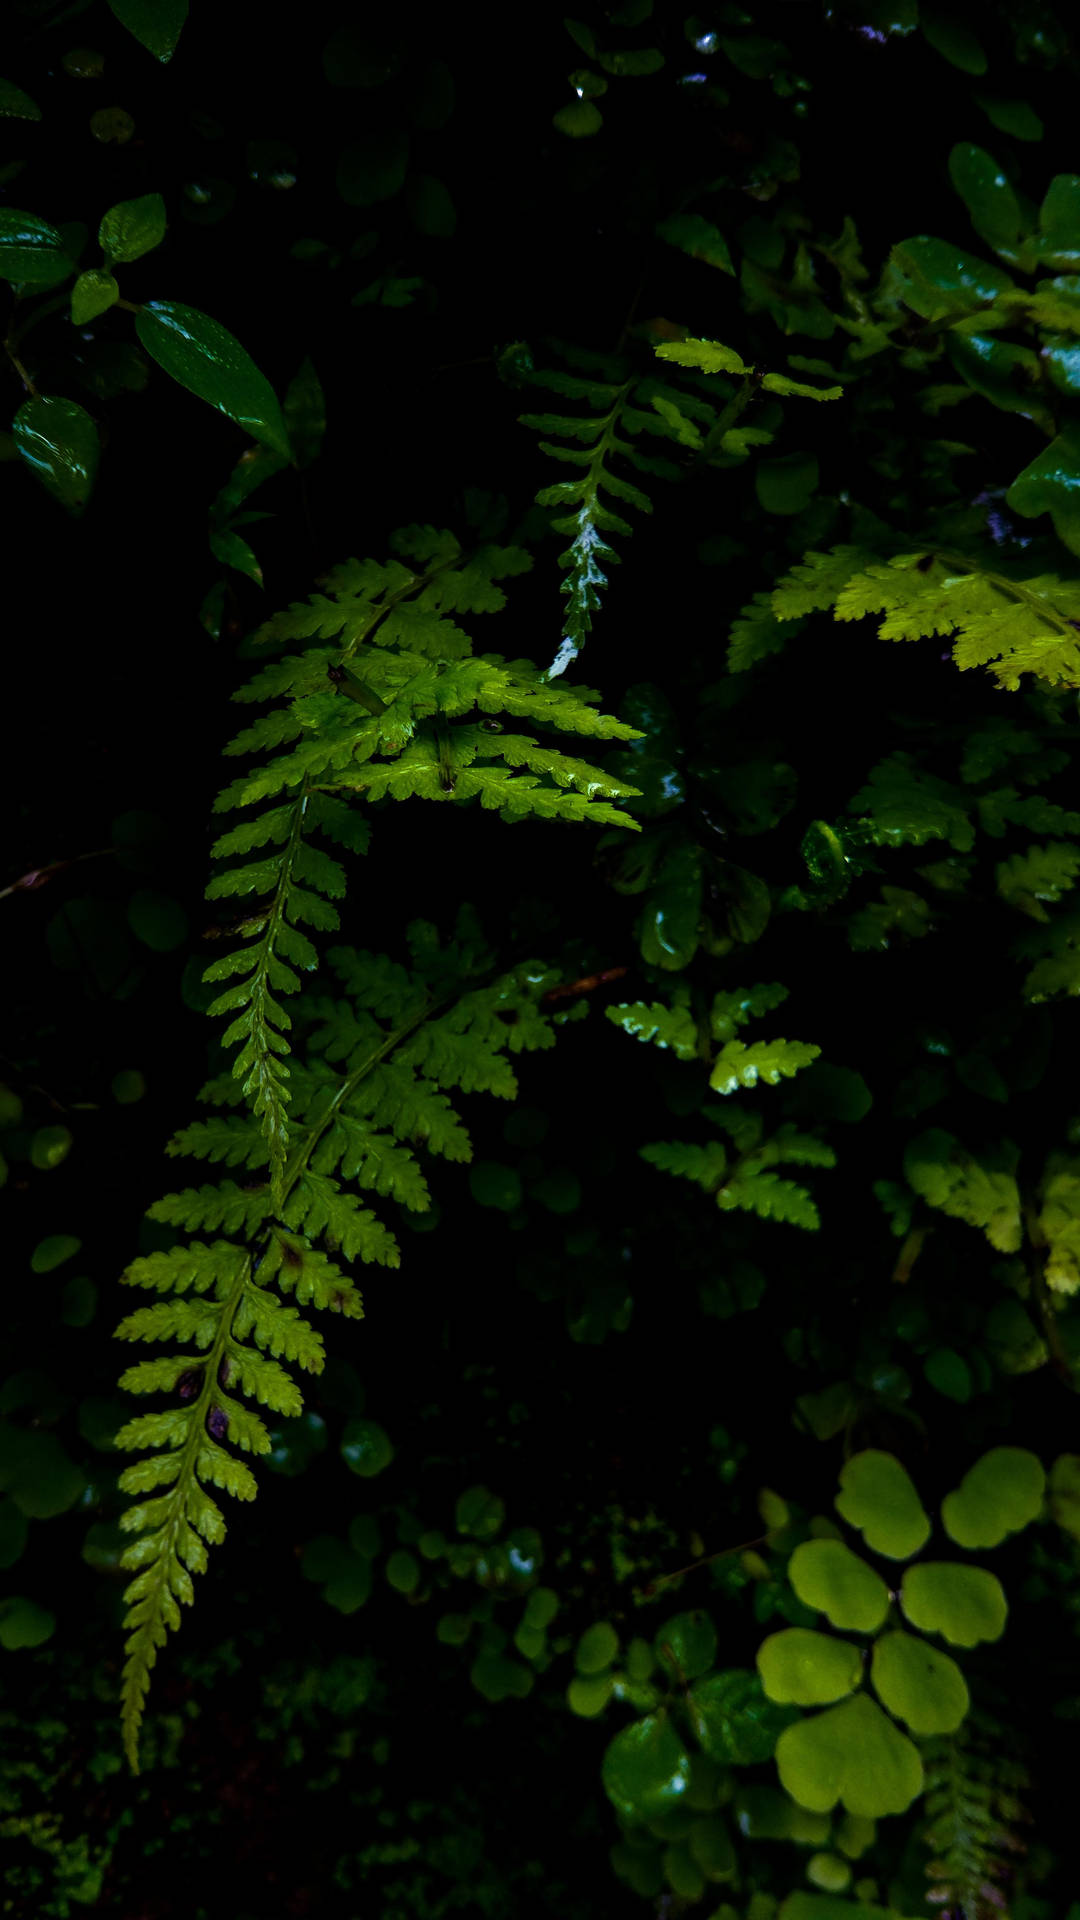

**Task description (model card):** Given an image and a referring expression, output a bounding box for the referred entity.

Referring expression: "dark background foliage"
[6,2,1080,1916]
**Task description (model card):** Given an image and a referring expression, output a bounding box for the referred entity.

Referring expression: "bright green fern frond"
[716,1168,822,1229]
[605,999,699,1060]
[903,1129,1022,1253]
[710,982,790,1042]
[709,1037,820,1095]
[995,842,1080,920]
[769,542,1080,691]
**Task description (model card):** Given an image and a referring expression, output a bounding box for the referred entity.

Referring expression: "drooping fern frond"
[922,1710,1031,1919]
[515,333,841,678]
[748,541,1080,690]
[113,928,581,1771]
[203,526,642,1194]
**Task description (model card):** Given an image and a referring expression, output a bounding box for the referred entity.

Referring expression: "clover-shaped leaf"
[899,1561,1007,1646]
[602,1712,691,1821]
[775,1693,924,1817]
[757,1628,862,1706]
[788,1539,890,1633]
[870,1629,969,1735]
[941,1446,1045,1548]
[834,1450,931,1559]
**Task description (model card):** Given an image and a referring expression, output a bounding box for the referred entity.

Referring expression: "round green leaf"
[60,1276,97,1328]
[941,1446,1045,1548]
[899,1561,1007,1647]
[71,268,119,325]
[265,1410,327,1478]
[755,452,819,517]
[888,236,1014,322]
[921,10,987,74]
[687,1813,736,1881]
[0,209,73,285]
[834,1450,931,1559]
[687,1669,797,1765]
[127,890,189,952]
[923,1346,973,1402]
[756,1628,862,1706]
[553,99,603,137]
[524,1586,559,1630]
[386,1549,419,1594]
[436,1612,472,1646]
[602,1712,692,1821]
[455,1484,505,1539]
[788,1540,890,1632]
[0,1595,56,1650]
[976,95,1043,143]
[30,1125,73,1170]
[112,1069,146,1105]
[99,191,167,264]
[775,1693,924,1817]
[13,396,99,514]
[870,1629,968,1734]
[577,1620,619,1673]
[134,301,290,455]
[806,1853,853,1893]
[663,1841,705,1900]
[568,1671,614,1716]
[469,1649,533,1702]
[654,1610,718,1681]
[340,1418,394,1478]
[468,1161,523,1212]
[30,1234,81,1274]
[0,1425,85,1518]
[406,174,456,239]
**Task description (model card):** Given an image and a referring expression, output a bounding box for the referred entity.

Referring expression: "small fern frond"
[767,541,1080,692]
[922,1710,1031,1920]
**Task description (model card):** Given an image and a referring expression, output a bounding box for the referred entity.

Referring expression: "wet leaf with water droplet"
[13,396,99,514]
[135,301,290,455]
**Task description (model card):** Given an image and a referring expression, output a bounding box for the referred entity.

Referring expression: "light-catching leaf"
[135,301,290,455]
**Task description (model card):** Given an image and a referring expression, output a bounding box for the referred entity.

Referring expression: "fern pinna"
[112,527,643,1769]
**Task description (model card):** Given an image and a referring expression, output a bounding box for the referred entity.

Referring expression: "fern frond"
[922,1711,1030,1920]
[203,531,641,1187]
[114,935,574,1764]
[903,1129,1022,1253]
[770,542,1080,692]
[709,1036,820,1095]
[605,999,699,1060]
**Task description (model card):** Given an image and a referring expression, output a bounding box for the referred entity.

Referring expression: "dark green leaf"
[0,80,41,120]
[13,396,99,514]
[135,301,290,454]
[106,0,188,61]
[0,209,73,285]
[99,191,167,264]
[71,268,119,325]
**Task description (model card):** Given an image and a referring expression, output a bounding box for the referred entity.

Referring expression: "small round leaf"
[340,1418,394,1478]
[899,1561,1007,1646]
[654,1610,718,1681]
[577,1620,619,1673]
[870,1629,969,1734]
[788,1539,890,1633]
[941,1447,1045,1548]
[756,1628,862,1707]
[834,1450,931,1559]
[687,1669,798,1765]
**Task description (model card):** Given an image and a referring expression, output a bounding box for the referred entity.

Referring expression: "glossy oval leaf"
[940,1446,1045,1548]
[899,1561,1007,1646]
[834,1450,931,1559]
[1006,425,1080,558]
[887,236,1014,322]
[13,396,99,515]
[107,0,188,61]
[99,192,167,264]
[788,1540,890,1632]
[870,1629,968,1734]
[0,209,73,285]
[577,1620,619,1674]
[134,301,290,455]
[775,1693,924,1817]
[948,144,1025,257]
[0,1595,56,1649]
[602,1712,692,1821]
[71,269,119,325]
[687,1668,798,1764]
[756,1628,862,1706]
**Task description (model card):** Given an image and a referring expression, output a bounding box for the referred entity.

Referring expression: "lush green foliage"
[9,4,1080,1919]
